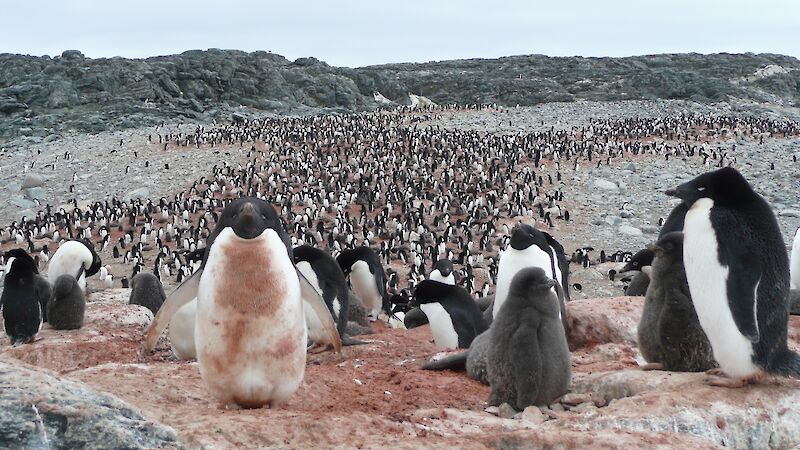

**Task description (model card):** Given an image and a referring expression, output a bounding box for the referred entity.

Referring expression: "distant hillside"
[1,50,798,142]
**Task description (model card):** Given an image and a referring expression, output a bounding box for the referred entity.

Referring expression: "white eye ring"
[697,187,706,191]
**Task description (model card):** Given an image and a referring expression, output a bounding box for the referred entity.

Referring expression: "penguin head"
[508,223,545,251]
[4,248,38,281]
[218,197,282,241]
[509,267,555,294]
[431,259,454,277]
[666,167,755,207]
[410,280,455,307]
[621,248,655,272]
[80,239,102,276]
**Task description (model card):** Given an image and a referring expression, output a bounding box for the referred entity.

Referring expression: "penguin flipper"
[723,238,761,343]
[297,268,342,352]
[421,350,469,371]
[143,269,201,353]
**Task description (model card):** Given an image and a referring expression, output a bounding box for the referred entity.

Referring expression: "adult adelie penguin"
[411,280,487,350]
[667,167,800,387]
[492,224,568,329]
[144,198,340,408]
[293,245,363,348]
[47,239,101,293]
[336,247,386,321]
[2,249,42,345]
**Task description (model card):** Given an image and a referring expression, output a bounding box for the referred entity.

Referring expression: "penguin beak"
[664,189,678,197]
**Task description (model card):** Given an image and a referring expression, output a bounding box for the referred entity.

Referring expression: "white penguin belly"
[195,228,306,407]
[493,245,557,318]
[170,298,197,360]
[684,198,757,378]
[389,311,407,330]
[791,228,800,290]
[420,302,458,350]
[350,261,381,319]
[296,261,328,344]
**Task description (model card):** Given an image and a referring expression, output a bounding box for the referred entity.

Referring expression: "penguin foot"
[307,343,333,354]
[704,372,765,388]
[705,368,726,377]
[640,362,664,371]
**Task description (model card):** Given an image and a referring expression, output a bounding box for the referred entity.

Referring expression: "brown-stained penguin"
[143,197,340,408]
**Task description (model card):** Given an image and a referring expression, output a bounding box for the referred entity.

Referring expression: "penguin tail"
[768,349,800,377]
[342,336,370,346]
[421,350,469,371]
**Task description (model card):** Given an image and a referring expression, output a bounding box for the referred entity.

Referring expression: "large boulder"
[0,360,178,449]
[566,296,642,350]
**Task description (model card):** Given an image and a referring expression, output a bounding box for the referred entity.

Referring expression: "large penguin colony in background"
[2,104,800,410]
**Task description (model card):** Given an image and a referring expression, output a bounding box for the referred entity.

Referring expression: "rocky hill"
[1,49,799,142]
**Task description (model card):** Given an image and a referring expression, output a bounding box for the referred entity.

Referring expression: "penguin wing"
[143,269,202,352]
[297,268,342,352]
[719,222,761,343]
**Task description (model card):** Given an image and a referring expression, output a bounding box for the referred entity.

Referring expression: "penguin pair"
[144,198,341,409]
[336,247,386,321]
[667,167,800,387]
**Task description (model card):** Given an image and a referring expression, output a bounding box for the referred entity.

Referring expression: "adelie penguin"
[336,247,386,321]
[487,268,571,409]
[491,223,568,331]
[637,232,715,372]
[47,239,101,293]
[667,167,800,387]
[293,245,365,348]
[410,280,487,350]
[47,274,86,330]
[621,249,655,296]
[2,249,43,345]
[144,198,341,409]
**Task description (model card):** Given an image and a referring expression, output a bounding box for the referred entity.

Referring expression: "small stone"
[498,403,517,419]
[641,225,660,235]
[618,225,643,236]
[484,406,499,416]
[561,393,593,406]
[590,178,619,191]
[572,402,597,413]
[125,187,150,199]
[21,173,45,189]
[591,218,604,226]
[779,209,800,218]
[549,403,565,412]
[520,406,546,424]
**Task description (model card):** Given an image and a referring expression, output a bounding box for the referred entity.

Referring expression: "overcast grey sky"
[1,0,798,67]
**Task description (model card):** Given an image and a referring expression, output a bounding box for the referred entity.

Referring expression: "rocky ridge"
[1,50,799,142]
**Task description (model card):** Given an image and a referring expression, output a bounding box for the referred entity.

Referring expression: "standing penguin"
[667,167,800,386]
[144,198,340,408]
[2,249,42,345]
[637,232,716,372]
[492,224,568,330]
[129,272,167,315]
[293,245,361,348]
[336,247,386,321]
[487,268,571,409]
[47,274,86,330]
[46,239,101,293]
[411,280,487,350]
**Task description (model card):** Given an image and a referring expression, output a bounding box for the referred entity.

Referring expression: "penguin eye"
[697,186,706,192]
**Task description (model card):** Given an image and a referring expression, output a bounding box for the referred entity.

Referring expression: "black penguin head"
[621,248,655,272]
[411,280,455,307]
[509,223,544,251]
[80,239,102,276]
[431,259,454,277]
[650,231,684,260]
[4,248,38,282]
[665,167,756,207]
[217,197,281,240]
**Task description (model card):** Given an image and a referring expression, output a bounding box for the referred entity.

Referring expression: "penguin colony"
[0,105,799,410]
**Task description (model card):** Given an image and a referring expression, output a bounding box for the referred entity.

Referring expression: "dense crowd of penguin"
[2,105,800,410]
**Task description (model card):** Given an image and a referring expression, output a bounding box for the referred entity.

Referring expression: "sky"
[1,0,798,67]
